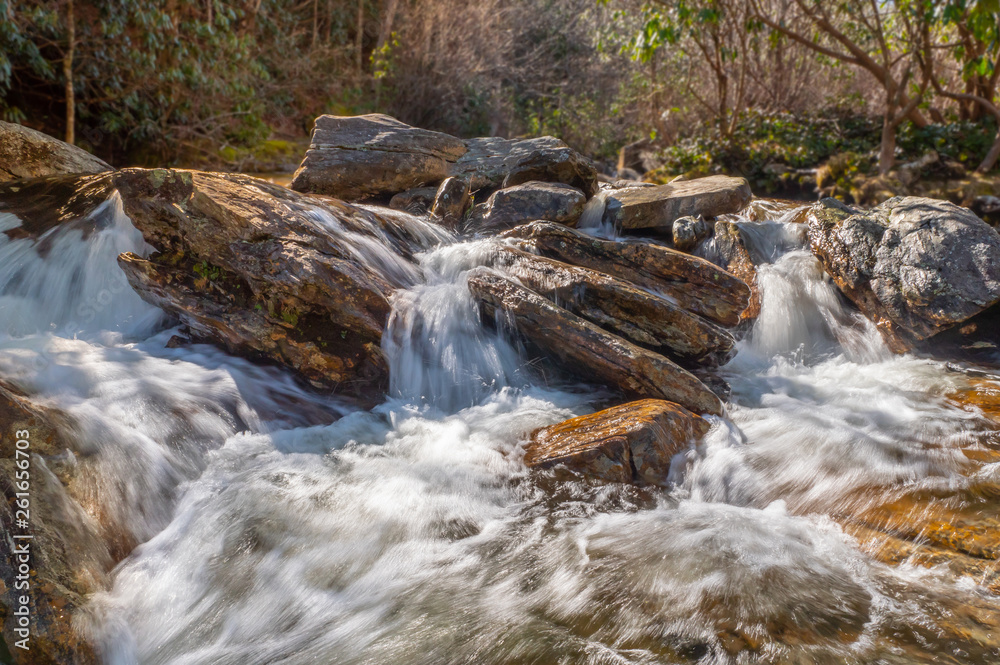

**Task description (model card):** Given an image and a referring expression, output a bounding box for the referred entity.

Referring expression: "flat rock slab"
[469,181,586,233]
[0,120,112,183]
[467,268,723,415]
[114,168,418,395]
[492,246,735,366]
[525,399,710,484]
[601,175,751,230]
[502,221,751,327]
[807,196,1000,351]
[290,114,598,200]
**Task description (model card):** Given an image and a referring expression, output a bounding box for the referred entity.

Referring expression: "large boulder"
[807,197,1000,351]
[0,381,106,665]
[0,121,112,183]
[113,168,418,397]
[598,175,751,231]
[452,136,598,197]
[290,114,466,200]
[492,246,735,366]
[290,114,598,200]
[502,221,751,327]
[469,181,586,233]
[525,399,710,484]
[466,268,723,415]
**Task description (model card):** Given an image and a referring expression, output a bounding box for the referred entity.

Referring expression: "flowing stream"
[3,193,1000,664]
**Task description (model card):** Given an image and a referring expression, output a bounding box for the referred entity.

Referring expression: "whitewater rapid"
[2,193,998,664]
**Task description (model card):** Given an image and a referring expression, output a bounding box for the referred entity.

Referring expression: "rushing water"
[3,189,1000,664]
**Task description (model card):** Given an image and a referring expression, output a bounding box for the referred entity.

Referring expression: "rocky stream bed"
[3,116,1000,664]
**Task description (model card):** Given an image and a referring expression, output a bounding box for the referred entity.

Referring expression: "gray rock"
[601,175,751,230]
[469,181,586,232]
[0,120,112,182]
[807,196,1000,351]
[291,114,466,200]
[389,186,438,213]
[290,114,599,201]
[452,136,598,197]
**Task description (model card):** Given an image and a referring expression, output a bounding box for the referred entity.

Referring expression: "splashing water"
[4,185,1000,664]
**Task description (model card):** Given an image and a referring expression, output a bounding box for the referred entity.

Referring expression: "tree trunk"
[376,0,399,51]
[879,110,896,175]
[355,0,364,72]
[63,0,75,146]
[311,0,319,48]
[206,0,213,25]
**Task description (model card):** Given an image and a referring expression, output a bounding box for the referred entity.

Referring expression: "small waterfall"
[382,240,526,412]
[0,193,163,339]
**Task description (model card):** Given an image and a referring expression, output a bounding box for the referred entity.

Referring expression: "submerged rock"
[0,120,112,183]
[467,268,723,415]
[493,246,735,366]
[502,221,751,327]
[290,113,598,200]
[807,197,1000,351]
[525,399,710,484]
[469,181,586,232]
[0,381,106,665]
[0,173,115,241]
[114,168,415,396]
[599,175,751,230]
[389,186,438,214]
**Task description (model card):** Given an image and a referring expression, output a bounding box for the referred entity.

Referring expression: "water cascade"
[4,185,1000,665]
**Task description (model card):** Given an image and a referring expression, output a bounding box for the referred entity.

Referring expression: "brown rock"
[599,175,751,230]
[466,268,723,414]
[502,221,751,327]
[713,221,760,320]
[493,246,735,366]
[389,186,438,214]
[430,177,471,227]
[0,174,115,241]
[0,381,106,664]
[671,215,712,252]
[290,114,466,200]
[525,399,710,484]
[113,168,406,396]
[0,120,112,183]
[469,181,586,233]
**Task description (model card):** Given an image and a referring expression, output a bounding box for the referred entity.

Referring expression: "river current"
[2,194,999,664]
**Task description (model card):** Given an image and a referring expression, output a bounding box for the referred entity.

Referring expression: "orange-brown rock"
[525,399,710,484]
[492,246,735,366]
[0,381,105,665]
[466,268,723,415]
[502,221,751,327]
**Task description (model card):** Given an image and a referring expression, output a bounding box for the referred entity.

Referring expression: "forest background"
[2,0,999,201]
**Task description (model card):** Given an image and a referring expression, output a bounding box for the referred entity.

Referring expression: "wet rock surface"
[713,221,761,321]
[0,121,112,184]
[0,381,105,665]
[600,175,751,230]
[503,221,751,327]
[466,268,724,415]
[492,246,735,366]
[807,196,1000,351]
[113,168,414,396]
[525,399,710,484]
